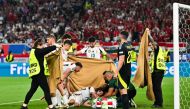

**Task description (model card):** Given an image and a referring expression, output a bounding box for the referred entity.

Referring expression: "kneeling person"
[55,62,83,107]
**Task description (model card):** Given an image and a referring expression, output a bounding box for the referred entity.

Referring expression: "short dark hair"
[89,37,96,42]
[120,31,129,39]
[64,40,72,46]
[75,62,83,68]
[33,38,43,48]
[103,71,113,75]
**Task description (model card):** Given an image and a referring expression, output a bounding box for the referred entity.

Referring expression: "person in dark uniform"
[21,39,57,109]
[115,31,132,109]
[103,71,118,97]
[148,30,166,108]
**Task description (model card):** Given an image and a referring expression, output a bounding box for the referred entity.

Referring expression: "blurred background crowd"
[0,0,189,45]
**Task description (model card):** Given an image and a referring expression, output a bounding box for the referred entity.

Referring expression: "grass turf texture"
[180,77,190,109]
[0,77,174,109]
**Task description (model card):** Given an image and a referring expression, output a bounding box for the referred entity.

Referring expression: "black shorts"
[118,70,131,89]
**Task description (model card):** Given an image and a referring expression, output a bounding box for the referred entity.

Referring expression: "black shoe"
[20,106,28,109]
[151,104,163,108]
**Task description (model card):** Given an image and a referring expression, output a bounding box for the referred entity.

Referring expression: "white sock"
[48,105,53,108]
[56,90,62,106]
[51,97,57,106]
[22,103,27,107]
[63,95,68,104]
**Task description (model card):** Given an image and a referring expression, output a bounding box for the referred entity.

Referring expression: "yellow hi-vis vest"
[131,50,137,62]
[150,47,166,71]
[164,50,170,62]
[5,54,14,62]
[29,49,49,77]
[68,46,74,53]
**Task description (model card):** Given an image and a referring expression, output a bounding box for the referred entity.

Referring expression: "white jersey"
[62,49,68,61]
[63,62,76,72]
[80,46,106,59]
[81,87,95,101]
[68,87,95,104]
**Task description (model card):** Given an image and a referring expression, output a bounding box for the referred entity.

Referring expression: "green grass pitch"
[0,77,174,109]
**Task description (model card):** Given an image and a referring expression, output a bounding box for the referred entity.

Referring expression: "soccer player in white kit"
[75,37,108,59]
[46,35,74,107]
[56,62,83,106]
[68,87,100,107]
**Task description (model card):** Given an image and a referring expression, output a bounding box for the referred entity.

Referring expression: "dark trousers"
[24,75,52,105]
[152,70,164,106]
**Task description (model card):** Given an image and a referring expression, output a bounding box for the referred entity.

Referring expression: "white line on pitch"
[0,99,40,106]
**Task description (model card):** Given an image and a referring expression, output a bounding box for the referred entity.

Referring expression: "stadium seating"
[1,0,189,45]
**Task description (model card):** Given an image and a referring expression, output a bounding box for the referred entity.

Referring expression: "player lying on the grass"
[67,86,105,107]
[82,86,117,109]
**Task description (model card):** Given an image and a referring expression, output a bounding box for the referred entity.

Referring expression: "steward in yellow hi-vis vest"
[150,47,166,71]
[21,38,57,109]
[29,49,49,77]
[5,51,14,62]
[148,29,165,108]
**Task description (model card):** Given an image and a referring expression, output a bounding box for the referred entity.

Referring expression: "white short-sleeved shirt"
[63,62,76,72]
[62,49,68,61]
[80,46,106,59]
[68,87,95,104]
[81,87,95,101]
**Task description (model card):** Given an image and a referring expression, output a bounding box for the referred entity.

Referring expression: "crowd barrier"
[0,62,179,77]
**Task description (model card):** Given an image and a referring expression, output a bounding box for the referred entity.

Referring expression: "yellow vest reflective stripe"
[131,51,137,62]
[29,49,49,77]
[164,50,170,62]
[150,47,166,71]
[68,46,74,53]
[6,54,14,62]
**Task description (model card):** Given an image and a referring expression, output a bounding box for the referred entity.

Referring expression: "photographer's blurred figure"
[5,51,14,62]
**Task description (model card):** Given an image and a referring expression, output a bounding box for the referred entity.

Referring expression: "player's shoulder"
[109,78,117,84]
[122,42,132,49]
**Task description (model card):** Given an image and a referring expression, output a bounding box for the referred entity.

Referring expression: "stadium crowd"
[0,0,189,44]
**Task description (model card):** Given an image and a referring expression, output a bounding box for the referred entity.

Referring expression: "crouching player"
[103,71,137,108]
[56,62,83,107]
